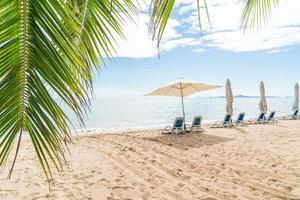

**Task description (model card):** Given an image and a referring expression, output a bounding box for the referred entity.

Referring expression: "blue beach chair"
[211,114,232,128]
[162,117,185,134]
[281,109,298,120]
[186,116,204,132]
[291,110,298,120]
[267,111,278,123]
[235,112,246,125]
[256,113,266,124]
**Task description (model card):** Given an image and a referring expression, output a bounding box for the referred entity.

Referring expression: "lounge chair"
[235,112,246,125]
[250,113,265,124]
[281,109,298,120]
[186,116,204,132]
[266,111,278,123]
[210,114,232,128]
[247,113,265,124]
[291,109,299,119]
[162,117,185,134]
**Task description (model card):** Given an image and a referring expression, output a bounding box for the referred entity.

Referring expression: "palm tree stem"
[19,0,29,128]
[7,0,30,177]
[80,0,89,34]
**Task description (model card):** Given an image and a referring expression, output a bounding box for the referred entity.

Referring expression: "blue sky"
[93,0,300,97]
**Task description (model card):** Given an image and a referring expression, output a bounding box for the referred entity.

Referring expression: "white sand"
[0,120,300,200]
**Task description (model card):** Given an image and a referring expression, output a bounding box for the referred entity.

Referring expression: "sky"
[93,0,300,98]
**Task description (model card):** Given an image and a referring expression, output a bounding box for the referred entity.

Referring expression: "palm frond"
[149,0,210,49]
[149,0,176,49]
[241,0,279,30]
[0,0,134,182]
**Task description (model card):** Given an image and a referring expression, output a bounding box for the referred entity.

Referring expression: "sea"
[65,97,295,133]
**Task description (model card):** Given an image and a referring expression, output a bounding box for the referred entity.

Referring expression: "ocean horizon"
[66,96,294,133]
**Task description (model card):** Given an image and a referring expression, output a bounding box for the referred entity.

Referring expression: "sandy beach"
[0,120,300,200]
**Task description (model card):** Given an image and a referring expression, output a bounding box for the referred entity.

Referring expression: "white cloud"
[161,37,201,52]
[113,14,201,58]
[112,0,300,57]
[192,48,206,53]
[267,48,290,54]
[203,27,300,52]
[182,0,300,52]
[113,15,157,58]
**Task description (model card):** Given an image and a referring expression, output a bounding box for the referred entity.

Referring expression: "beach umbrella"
[293,83,299,111]
[259,81,268,113]
[225,79,233,115]
[145,78,221,129]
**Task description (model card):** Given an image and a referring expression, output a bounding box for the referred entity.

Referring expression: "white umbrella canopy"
[293,83,299,111]
[146,79,221,97]
[145,78,221,129]
[225,79,233,115]
[259,81,268,113]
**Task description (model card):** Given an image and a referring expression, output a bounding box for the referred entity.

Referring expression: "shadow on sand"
[140,132,234,150]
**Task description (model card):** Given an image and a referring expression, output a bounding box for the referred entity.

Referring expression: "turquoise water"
[66,97,294,132]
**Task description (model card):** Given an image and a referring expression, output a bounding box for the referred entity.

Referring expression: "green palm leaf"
[0,0,135,182]
[241,0,279,29]
[149,0,210,50]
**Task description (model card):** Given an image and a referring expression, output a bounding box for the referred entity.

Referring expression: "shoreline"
[74,114,291,135]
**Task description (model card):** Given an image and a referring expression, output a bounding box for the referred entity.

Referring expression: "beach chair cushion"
[193,116,201,127]
[266,111,278,123]
[267,111,276,120]
[258,113,265,120]
[236,112,245,124]
[174,118,183,128]
[292,110,298,119]
[223,114,232,124]
[237,113,245,121]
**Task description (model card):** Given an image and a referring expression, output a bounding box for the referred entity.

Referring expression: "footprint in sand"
[190,164,196,169]
[112,186,131,190]
[88,182,95,187]
[100,178,110,184]
[269,178,277,182]
[210,168,220,174]
[26,182,40,187]
[177,182,185,188]
[73,174,80,179]
[114,178,121,183]
[182,174,191,180]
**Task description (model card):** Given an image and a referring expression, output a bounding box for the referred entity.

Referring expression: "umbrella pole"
[180,83,186,130]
